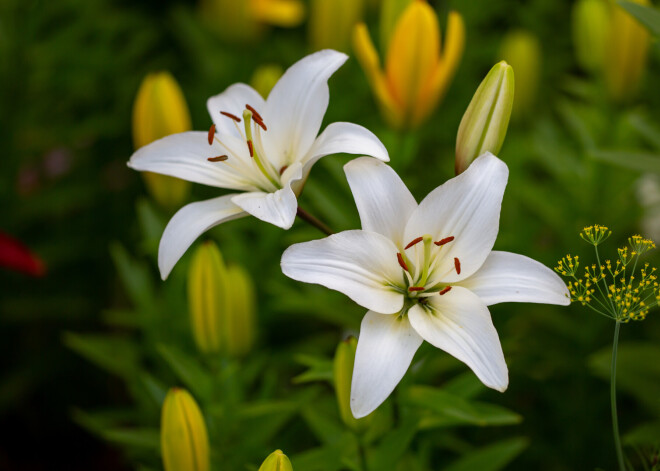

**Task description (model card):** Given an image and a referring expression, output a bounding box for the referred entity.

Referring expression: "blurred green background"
[1,0,660,469]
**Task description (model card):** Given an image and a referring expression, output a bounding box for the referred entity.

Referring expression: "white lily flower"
[281,153,570,418]
[128,50,389,279]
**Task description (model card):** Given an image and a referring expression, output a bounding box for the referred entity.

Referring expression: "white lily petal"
[345,157,417,247]
[262,50,348,168]
[351,311,423,418]
[458,251,571,306]
[158,194,246,280]
[230,163,303,229]
[408,286,508,392]
[281,230,405,314]
[206,83,266,138]
[404,152,509,282]
[128,131,258,191]
[302,122,390,176]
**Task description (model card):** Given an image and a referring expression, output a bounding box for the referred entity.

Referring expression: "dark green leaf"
[444,437,529,471]
[619,1,660,36]
[63,332,139,378]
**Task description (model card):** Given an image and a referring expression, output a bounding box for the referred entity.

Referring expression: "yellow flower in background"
[200,0,305,41]
[133,72,191,210]
[250,64,284,98]
[353,0,465,130]
[187,241,228,354]
[309,0,365,51]
[455,61,514,175]
[604,0,650,102]
[161,388,210,471]
[258,449,293,471]
[498,30,540,119]
[572,0,611,73]
[223,264,257,357]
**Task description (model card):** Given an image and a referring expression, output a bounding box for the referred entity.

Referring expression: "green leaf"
[300,403,344,445]
[293,354,334,384]
[624,422,660,447]
[157,344,213,400]
[102,427,161,450]
[590,150,660,174]
[444,437,529,471]
[63,332,139,378]
[109,242,156,313]
[369,415,419,470]
[404,386,522,428]
[619,1,660,36]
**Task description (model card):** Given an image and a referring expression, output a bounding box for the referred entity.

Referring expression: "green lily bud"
[334,336,372,430]
[604,0,650,102]
[132,72,191,210]
[455,61,514,175]
[222,264,257,357]
[250,64,284,98]
[572,0,610,73]
[498,30,539,119]
[258,449,293,471]
[161,388,210,471]
[309,0,364,51]
[187,241,228,354]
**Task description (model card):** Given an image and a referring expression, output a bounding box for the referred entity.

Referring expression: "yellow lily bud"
[133,72,191,210]
[572,0,611,73]
[604,0,650,102]
[455,61,514,175]
[250,64,284,98]
[498,30,540,119]
[258,449,293,471]
[222,264,257,357]
[309,0,364,51]
[334,337,372,429]
[353,1,465,130]
[187,241,228,354]
[161,388,210,471]
[199,0,305,41]
[379,0,413,53]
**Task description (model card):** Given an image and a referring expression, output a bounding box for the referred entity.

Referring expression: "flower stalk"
[611,320,624,471]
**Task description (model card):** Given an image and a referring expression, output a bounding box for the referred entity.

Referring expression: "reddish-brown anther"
[245,104,263,121]
[405,237,424,250]
[207,124,216,145]
[397,253,409,272]
[408,286,425,292]
[254,117,267,131]
[434,236,455,246]
[207,155,228,162]
[247,140,254,157]
[454,257,461,274]
[220,111,241,122]
[439,286,452,295]
[279,165,289,175]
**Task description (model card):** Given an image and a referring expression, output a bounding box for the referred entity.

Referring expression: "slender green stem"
[611,321,625,471]
[356,434,368,471]
[296,206,334,236]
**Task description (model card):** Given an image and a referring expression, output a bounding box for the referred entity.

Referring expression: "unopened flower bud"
[498,30,539,119]
[604,0,650,102]
[250,64,284,98]
[455,61,514,175]
[161,388,210,471]
[309,0,364,51]
[572,0,610,73]
[188,241,228,354]
[132,72,191,210]
[222,264,257,357]
[258,449,293,471]
[334,336,372,429]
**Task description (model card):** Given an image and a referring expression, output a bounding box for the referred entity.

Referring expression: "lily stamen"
[207,155,228,162]
[220,111,241,122]
[247,140,254,157]
[454,257,461,274]
[408,286,424,292]
[253,117,267,131]
[439,286,452,295]
[435,236,455,246]
[207,124,215,145]
[245,104,263,121]
[405,237,424,250]
[397,253,409,272]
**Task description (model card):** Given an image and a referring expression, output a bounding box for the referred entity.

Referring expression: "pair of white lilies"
[129,50,569,419]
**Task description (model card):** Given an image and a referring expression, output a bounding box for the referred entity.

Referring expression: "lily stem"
[296,206,334,236]
[611,320,625,471]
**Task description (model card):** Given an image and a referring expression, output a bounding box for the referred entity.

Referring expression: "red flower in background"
[0,232,46,277]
